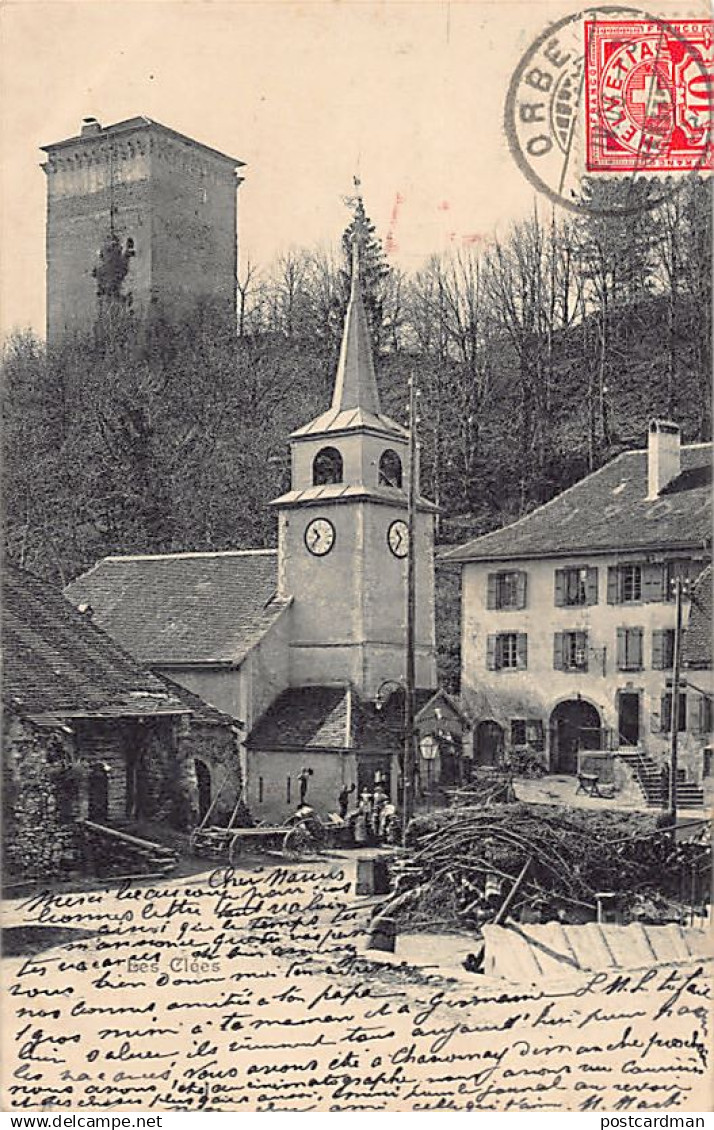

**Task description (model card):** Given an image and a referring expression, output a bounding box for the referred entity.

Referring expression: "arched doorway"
[549,699,602,774]
[194,759,211,823]
[88,764,109,822]
[476,720,504,767]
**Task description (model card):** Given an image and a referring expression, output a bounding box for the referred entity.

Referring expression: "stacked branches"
[383,804,710,932]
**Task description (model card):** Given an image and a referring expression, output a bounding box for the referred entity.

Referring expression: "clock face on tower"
[387,519,409,558]
[304,516,335,556]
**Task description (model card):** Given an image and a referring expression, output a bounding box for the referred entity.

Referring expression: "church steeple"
[331,235,381,416]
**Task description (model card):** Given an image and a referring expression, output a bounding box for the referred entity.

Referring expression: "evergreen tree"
[338,181,391,351]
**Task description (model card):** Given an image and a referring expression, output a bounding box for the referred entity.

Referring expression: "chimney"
[647,419,681,499]
[80,117,101,137]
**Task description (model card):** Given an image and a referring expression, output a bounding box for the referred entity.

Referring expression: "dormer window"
[379,449,403,488]
[313,446,343,486]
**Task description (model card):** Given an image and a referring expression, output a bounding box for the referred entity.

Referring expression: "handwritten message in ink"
[2,863,711,1112]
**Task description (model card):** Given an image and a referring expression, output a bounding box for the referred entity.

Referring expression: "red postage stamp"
[585,18,713,172]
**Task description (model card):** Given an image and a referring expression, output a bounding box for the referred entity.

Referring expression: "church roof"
[246,684,405,754]
[292,237,405,441]
[3,564,188,723]
[64,550,290,667]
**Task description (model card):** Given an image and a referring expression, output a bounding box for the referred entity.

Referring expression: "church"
[66,240,466,821]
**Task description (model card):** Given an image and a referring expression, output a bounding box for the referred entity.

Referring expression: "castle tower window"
[313,446,343,486]
[379,449,403,488]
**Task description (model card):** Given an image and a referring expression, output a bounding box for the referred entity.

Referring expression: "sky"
[0,0,704,338]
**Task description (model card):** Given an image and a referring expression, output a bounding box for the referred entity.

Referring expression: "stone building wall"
[2,713,80,881]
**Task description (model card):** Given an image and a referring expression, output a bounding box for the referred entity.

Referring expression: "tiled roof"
[444,443,711,563]
[3,564,187,722]
[683,564,712,669]
[65,550,289,666]
[246,685,404,754]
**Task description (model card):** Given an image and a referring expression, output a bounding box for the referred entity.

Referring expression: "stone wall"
[176,720,243,828]
[2,713,80,882]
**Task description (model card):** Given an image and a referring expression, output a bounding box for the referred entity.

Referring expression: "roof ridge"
[101,549,277,562]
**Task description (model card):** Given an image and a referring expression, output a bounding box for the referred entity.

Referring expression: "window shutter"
[587,567,598,606]
[632,628,643,670]
[692,695,704,735]
[678,693,687,732]
[486,634,498,670]
[517,633,528,669]
[616,627,626,670]
[607,567,619,604]
[487,574,498,610]
[553,632,565,670]
[661,693,672,734]
[651,629,664,670]
[516,572,527,609]
[642,563,664,603]
[554,569,565,607]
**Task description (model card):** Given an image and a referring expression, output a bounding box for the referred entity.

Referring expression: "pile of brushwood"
[380,804,711,932]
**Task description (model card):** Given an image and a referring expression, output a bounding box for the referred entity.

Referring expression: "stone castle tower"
[41,116,244,343]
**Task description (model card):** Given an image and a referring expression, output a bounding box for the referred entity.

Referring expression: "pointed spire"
[330,226,382,416]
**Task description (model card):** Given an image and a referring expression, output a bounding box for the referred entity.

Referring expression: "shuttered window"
[487,571,527,610]
[617,627,644,670]
[554,566,598,607]
[487,633,528,670]
[661,692,687,733]
[651,628,675,670]
[608,563,668,604]
[554,630,588,670]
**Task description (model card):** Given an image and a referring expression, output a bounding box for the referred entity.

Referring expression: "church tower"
[272,238,437,698]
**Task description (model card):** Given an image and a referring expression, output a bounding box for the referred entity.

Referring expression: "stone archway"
[549,699,602,775]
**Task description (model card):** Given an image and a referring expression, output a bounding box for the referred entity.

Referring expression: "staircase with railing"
[615,749,705,809]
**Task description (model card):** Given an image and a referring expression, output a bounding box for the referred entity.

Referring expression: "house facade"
[444,421,712,792]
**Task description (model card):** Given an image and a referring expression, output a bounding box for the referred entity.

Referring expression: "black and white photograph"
[1,0,712,1117]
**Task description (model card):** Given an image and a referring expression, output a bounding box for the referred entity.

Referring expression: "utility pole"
[668,576,684,824]
[402,373,418,843]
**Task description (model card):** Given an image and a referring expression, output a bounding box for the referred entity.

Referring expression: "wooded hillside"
[3,178,711,688]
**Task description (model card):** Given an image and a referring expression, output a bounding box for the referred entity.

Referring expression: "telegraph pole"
[402,373,418,842]
[668,577,684,824]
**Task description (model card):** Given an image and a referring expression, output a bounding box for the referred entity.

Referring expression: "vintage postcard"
[1,0,712,1117]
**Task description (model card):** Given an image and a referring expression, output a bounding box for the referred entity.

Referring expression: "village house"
[2,564,241,880]
[443,421,712,807]
[65,240,465,822]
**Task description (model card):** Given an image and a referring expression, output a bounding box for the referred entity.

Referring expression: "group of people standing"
[339,776,397,844]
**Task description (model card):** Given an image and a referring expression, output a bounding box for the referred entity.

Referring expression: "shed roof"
[246,684,408,754]
[443,443,711,563]
[65,550,289,667]
[3,564,187,722]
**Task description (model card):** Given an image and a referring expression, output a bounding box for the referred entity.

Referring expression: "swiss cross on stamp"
[585,18,713,172]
